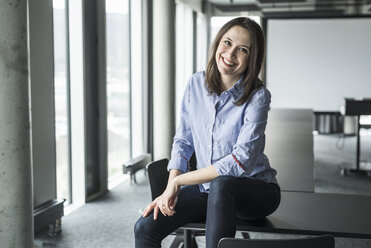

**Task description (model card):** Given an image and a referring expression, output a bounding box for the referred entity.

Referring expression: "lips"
[222,57,235,67]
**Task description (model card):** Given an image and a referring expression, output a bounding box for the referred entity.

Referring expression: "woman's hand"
[141,166,219,220]
[142,179,180,220]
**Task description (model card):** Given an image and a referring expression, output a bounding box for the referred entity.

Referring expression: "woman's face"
[215,25,252,84]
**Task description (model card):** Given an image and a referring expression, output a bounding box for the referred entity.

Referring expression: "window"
[175,2,194,125]
[196,12,207,72]
[106,0,131,181]
[130,0,145,158]
[53,0,71,205]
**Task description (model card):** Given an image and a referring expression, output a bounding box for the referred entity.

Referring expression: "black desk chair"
[146,157,203,248]
[218,235,335,248]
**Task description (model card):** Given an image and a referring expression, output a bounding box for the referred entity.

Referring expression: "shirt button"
[208,145,211,148]
[209,128,212,132]
[220,100,224,103]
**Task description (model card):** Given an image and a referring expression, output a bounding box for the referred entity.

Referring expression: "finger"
[142,201,156,217]
[142,206,148,217]
[159,203,168,217]
[165,203,175,215]
[142,206,152,217]
[154,206,159,220]
[165,209,175,216]
[142,203,151,215]
[162,200,175,216]
[167,198,176,212]
[170,197,178,210]
[162,201,170,215]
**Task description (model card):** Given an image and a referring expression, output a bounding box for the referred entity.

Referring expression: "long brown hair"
[206,17,265,106]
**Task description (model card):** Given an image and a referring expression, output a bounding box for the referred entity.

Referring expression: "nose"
[226,47,238,59]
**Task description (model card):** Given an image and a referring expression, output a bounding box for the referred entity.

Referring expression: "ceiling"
[205,0,371,17]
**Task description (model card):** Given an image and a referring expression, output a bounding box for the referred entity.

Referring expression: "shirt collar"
[228,77,245,101]
[210,76,245,104]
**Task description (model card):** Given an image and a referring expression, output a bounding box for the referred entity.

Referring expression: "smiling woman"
[135,17,280,248]
[206,17,266,106]
[215,25,251,89]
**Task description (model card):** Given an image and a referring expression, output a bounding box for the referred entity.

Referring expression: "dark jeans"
[134,176,281,248]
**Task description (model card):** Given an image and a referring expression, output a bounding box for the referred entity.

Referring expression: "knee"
[134,217,149,239]
[209,176,234,203]
[134,217,164,247]
[134,218,142,238]
[210,176,231,194]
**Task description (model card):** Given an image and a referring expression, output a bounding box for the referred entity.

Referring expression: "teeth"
[223,58,234,66]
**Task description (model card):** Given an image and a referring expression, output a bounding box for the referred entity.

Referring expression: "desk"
[265,109,314,192]
[261,191,371,239]
[342,98,371,176]
[180,191,371,247]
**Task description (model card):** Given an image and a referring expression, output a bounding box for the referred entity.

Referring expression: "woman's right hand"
[142,193,178,220]
[142,169,182,220]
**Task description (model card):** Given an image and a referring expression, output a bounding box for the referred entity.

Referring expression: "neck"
[221,75,239,91]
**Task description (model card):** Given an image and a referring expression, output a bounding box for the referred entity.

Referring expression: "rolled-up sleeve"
[167,81,194,173]
[213,88,270,177]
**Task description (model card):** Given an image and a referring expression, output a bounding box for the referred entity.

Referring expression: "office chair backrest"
[218,235,335,248]
[146,154,197,200]
[189,152,197,171]
[146,158,169,200]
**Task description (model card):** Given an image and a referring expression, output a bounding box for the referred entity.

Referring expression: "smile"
[222,57,235,66]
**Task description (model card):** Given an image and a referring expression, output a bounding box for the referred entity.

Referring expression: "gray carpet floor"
[314,133,371,195]
[35,171,152,248]
[34,133,371,248]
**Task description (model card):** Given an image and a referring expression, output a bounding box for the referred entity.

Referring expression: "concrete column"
[153,0,176,160]
[0,0,33,247]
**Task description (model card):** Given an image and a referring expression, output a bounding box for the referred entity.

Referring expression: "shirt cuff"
[213,154,245,177]
[167,156,188,173]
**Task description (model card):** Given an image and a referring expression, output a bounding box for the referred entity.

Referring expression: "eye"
[223,40,232,46]
[239,48,249,54]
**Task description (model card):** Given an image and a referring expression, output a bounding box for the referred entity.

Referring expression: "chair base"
[170,230,199,248]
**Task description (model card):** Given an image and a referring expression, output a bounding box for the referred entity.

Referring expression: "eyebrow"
[225,37,250,50]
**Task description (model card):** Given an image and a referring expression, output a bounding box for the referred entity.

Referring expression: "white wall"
[266,18,371,111]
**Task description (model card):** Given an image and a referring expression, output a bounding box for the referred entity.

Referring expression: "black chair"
[146,156,202,248]
[147,158,170,200]
[218,235,335,248]
[147,154,197,199]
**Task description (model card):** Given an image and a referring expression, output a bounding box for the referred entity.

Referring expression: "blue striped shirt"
[168,71,278,192]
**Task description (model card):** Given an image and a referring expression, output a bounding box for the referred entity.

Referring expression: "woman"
[135,17,280,248]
